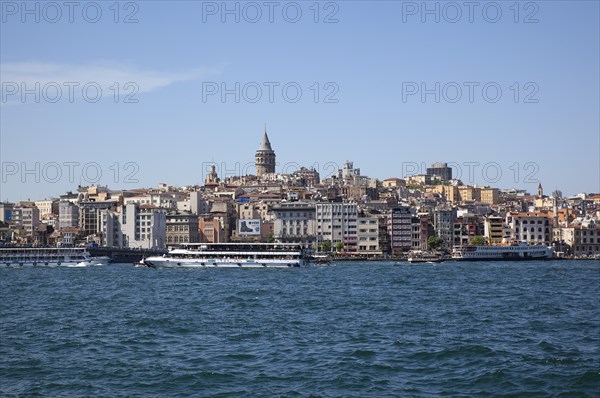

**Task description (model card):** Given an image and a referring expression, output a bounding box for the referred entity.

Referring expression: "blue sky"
[1,0,599,201]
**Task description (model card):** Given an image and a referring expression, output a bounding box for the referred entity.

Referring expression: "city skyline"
[1,1,599,200]
[0,128,596,202]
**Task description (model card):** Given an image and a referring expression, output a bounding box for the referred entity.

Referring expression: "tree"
[267,233,274,243]
[470,236,486,245]
[335,242,344,252]
[321,240,332,252]
[428,236,444,250]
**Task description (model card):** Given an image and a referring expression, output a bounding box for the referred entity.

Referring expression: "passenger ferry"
[451,242,554,261]
[144,243,307,268]
[0,247,109,267]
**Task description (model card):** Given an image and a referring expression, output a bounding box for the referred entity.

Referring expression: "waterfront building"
[120,203,166,249]
[199,215,227,243]
[561,217,600,257]
[506,211,553,245]
[433,207,457,249]
[377,214,391,254]
[79,200,118,237]
[453,213,479,247]
[357,216,381,255]
[11,204,40,240]
[255,128,276,177]
[99,209,121,247]
[389,206,412,254]
[418,214,430,250]
[484,215,506,244]
[59,201,79,229]
[411,215,429,251]
[315,202,358,252]
[272,201,316,248]
[166,210,199,246]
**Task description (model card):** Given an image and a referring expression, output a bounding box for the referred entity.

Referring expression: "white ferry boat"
[144,243,307,268]
[451,242,554,261]
[0,247,109,267]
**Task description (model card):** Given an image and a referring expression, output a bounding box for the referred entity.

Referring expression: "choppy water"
[1,261,599,397]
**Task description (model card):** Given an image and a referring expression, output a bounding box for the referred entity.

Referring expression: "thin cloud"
[0,62,221,103]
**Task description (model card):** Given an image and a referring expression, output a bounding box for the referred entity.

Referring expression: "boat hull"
[450,256,553,262]
[408,258,445,263]
[0,259,106,267]
[144,257,302,268]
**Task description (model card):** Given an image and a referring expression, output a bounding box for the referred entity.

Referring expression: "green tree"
[267,233,274,243]
[335,242,344,252]
[428,236,444,250]
[470,236,486,245]
[321,240,332,252]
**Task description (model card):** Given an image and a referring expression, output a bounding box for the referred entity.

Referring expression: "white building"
[506,212,552,245]
[272,201,316,248]
[315,202,358,252]
[120,204,166,249]
[99,205,167,249]
[357,216,380,254]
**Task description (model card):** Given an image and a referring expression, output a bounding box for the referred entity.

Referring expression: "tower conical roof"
[258,127,273,151]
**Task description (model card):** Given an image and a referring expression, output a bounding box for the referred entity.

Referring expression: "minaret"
[255,126,276,176]
[537,182,543,199]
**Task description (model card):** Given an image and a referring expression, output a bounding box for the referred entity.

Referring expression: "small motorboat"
[407,253,445,264]
[133,259,148,267]
[312,254,332,265]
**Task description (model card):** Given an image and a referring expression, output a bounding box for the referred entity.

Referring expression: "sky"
[1,0,599,201]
